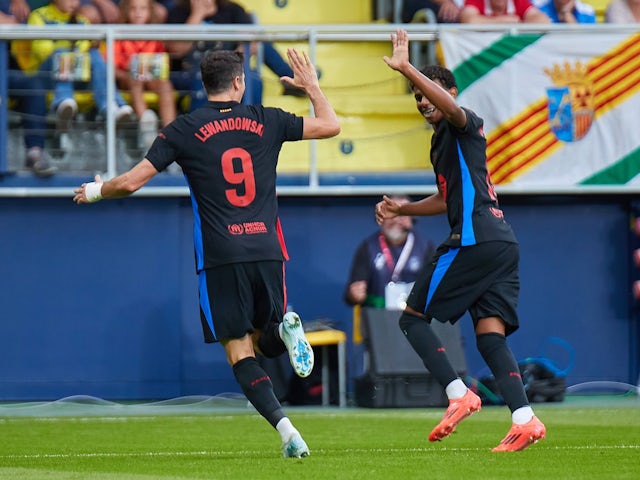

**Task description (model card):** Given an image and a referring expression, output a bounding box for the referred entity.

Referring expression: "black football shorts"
[198,260,286,343]
[407,241,520,335]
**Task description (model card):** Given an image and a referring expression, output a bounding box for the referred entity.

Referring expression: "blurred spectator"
[606,0,640,22]
[4,0,30,19]
[344,195,435,310]
[534,0,596,22]
[77,0,170,24]
[165,0,301,111]
[77,0,120,23]
[12,0,135,134]
[401,0,462,23]
[459,0,551,22]
[114,0,177,149]
[2,0,56,176]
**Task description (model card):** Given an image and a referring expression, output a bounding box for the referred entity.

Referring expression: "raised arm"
[376,193,447,224]
[383,29,466,129]
[281,49,340,140]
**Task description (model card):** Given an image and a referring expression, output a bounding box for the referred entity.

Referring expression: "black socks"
[232,356,285,428]
[476,332,529,412]
[397,312,531,412]
[398,312,458,387]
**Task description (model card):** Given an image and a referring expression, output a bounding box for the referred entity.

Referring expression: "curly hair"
[412,65,458,90]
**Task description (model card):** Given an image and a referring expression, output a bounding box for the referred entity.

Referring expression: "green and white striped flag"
[440,31,640,187]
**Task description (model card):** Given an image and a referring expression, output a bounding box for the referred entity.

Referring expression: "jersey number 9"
[222,147,256,207]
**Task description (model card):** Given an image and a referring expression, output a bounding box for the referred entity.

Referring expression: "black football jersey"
[146,101,304,271]
[430,107,517,247]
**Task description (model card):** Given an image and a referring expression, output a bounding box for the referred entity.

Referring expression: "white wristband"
[85,182,103,203]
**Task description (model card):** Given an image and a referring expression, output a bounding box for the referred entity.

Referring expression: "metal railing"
[1,23,639,197]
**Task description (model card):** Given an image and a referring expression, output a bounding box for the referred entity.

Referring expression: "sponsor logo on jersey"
[227,222,268,235]
[228,224,244,235]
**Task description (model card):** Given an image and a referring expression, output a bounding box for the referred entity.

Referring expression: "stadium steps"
[261,40,432,174]
[261,41,405,97]
[264,93,433,173]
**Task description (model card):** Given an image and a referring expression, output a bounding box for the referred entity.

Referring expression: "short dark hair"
[200,50,245,95]
[412,65,457,90]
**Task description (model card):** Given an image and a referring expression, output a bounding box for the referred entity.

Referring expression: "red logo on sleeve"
[437,174,447,201]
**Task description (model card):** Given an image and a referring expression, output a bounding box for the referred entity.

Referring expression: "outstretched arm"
[281,48,340,140]
[383,28,466,128]
[375,193,446,224]
[73,159,158,204]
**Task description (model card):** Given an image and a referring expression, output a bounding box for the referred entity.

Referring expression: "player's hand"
[73,174,103,204]
[383,28,410,72]
[281,48,317,94]
[375,194,401,224]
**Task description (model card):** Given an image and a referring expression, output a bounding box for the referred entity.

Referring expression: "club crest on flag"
[544,61,594,142]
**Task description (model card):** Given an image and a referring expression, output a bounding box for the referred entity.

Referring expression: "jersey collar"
[208,100,241,109]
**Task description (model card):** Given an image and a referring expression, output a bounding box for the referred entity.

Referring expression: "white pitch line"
[1,444,639,459]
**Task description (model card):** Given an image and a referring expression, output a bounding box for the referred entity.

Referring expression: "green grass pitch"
[0,395,638,480]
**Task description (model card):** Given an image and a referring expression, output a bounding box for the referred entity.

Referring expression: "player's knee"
[257,324,286,358]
